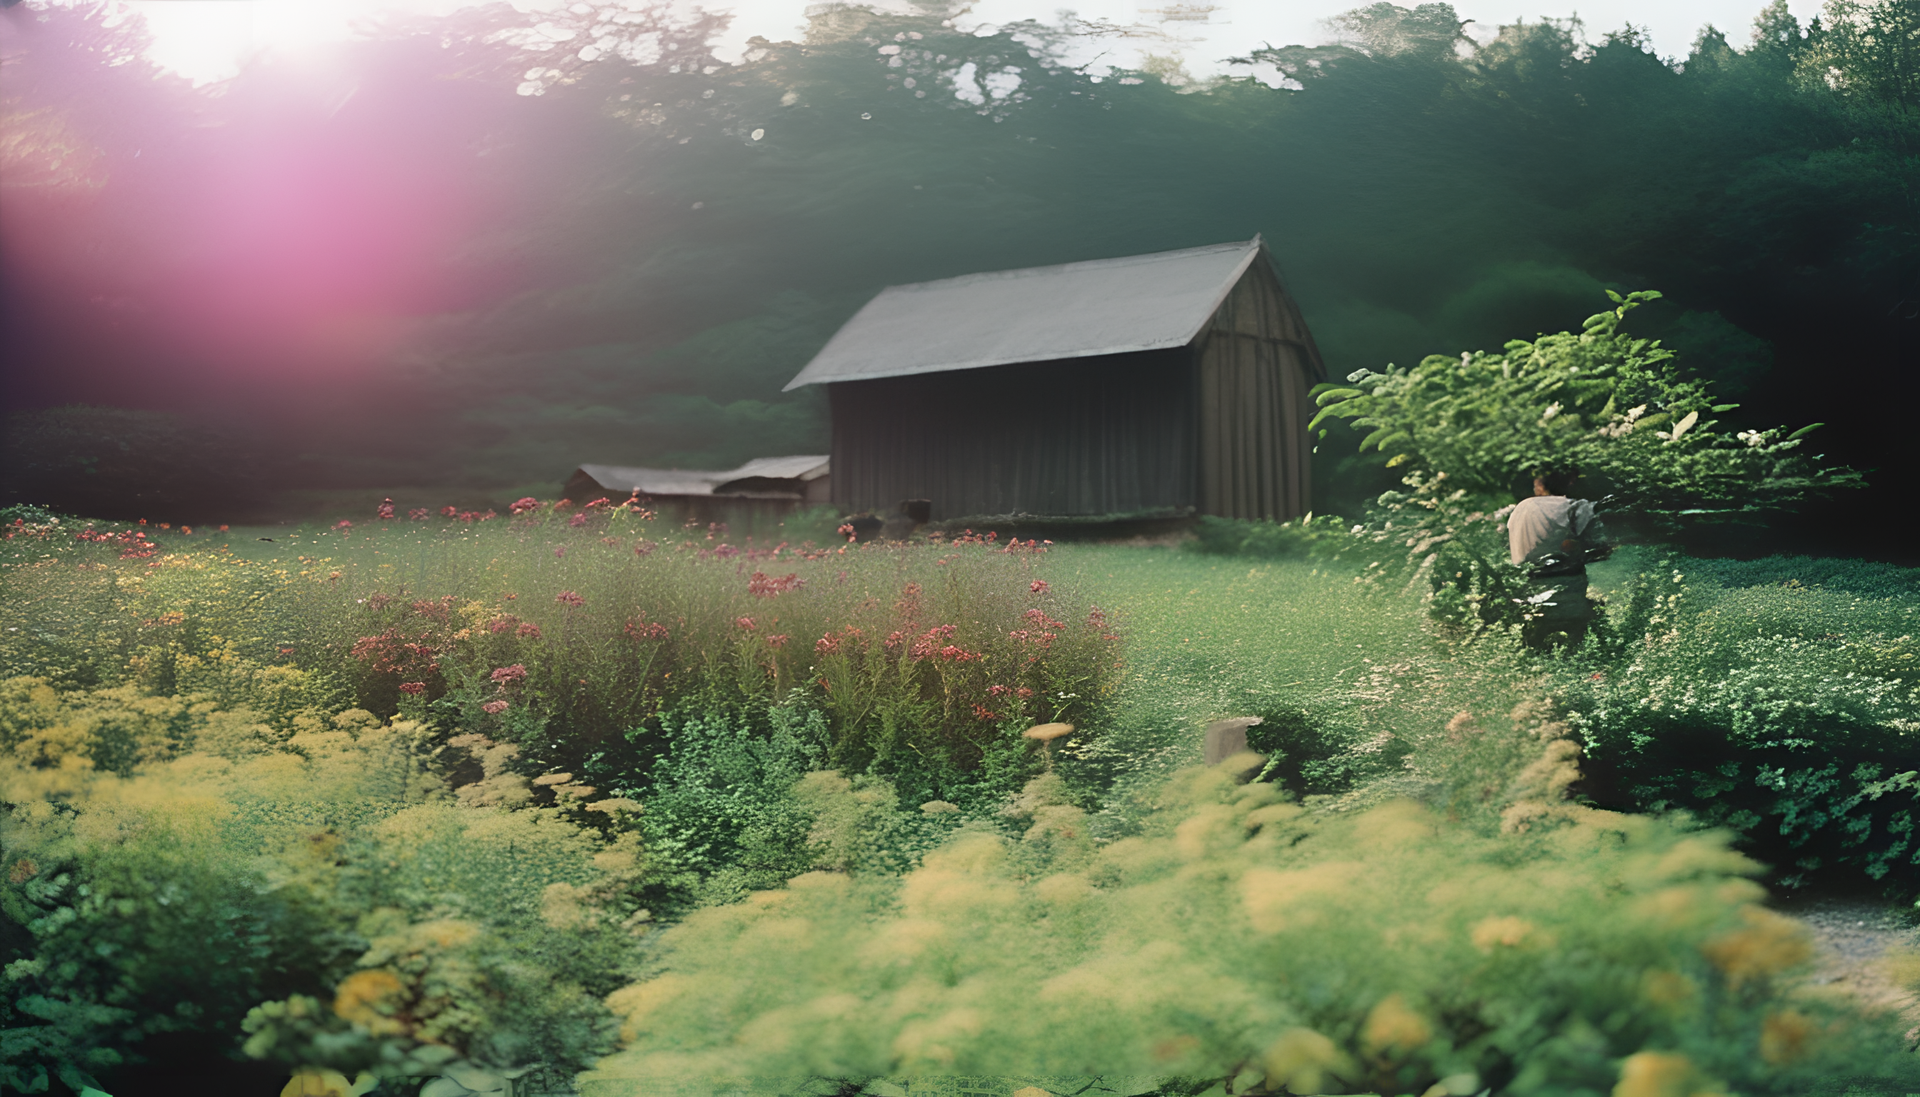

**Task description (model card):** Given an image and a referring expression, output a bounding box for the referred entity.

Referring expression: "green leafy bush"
[1550,562,1920,892]
[1308,290,1859,516]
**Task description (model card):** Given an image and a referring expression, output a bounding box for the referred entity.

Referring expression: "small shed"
[564,456,830,529]
[783,237,1325,523]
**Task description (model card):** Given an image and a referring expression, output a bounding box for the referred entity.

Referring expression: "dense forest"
[2,0,1916,546]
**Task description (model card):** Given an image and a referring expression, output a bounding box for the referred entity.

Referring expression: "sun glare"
[121,0,477,85]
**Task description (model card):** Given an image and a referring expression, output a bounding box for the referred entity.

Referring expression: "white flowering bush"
[1307,289,1861,517]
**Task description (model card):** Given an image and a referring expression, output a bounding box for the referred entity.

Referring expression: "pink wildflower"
[482,700,510,715]
[552,499,574,512]
[556,591,585,608]
[517,623,543,639]
[333,520,352,530]
[766,634,789,649]
[1030,580,1049,594]
[586,497,612,509]
[510,497,541,516]
[569,512,588,527]
[376,499,395,520]
[398,681,426,695]
[815,634,839,655]
[735,617,756,631]
[441,506,458,518]
[491,664,528,686]
[625,619,669,641]
[408,509,429,521]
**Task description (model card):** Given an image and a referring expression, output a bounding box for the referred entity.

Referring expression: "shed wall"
[829,349,1195,520]
[1195,263,1319,521]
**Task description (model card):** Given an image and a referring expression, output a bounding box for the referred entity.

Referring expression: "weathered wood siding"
[829,348,1196,520]
[1195,263,1321,521]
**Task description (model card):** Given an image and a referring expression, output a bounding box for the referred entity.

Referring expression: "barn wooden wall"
[829,348,1196,520]
[1195,263,1320,521]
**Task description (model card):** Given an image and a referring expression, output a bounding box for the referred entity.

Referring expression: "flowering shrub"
[585,752,1919,1094]
[0,685,643,1089]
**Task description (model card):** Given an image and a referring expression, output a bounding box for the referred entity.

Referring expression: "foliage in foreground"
[586,744,1920,1096]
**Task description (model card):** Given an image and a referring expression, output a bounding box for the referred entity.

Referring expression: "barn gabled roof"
[572,456,828,499]
[783,237,1283,391]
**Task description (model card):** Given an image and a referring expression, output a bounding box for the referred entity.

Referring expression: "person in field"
[1505,468,1609,646]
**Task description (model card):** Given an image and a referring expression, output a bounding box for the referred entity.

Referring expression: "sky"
[122,0,1828,86]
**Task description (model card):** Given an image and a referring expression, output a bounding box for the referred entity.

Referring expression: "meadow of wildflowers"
[5,498,1920,1092]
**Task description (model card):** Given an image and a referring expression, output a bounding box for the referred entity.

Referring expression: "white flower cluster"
[1595,403,1648,439]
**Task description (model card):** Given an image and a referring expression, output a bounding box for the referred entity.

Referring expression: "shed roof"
[573,456,828,499]
[784,237,1276,391]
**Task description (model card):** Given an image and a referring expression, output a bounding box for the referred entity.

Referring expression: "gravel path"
[1777,893,1920,1040]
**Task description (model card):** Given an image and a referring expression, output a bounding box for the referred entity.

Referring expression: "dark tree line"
[2,0,1914,548]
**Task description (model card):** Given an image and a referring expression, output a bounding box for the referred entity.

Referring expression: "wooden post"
[1203,716,1262,765]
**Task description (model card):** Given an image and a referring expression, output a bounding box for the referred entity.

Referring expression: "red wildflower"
[748,571,804,597]
[1017,687,1034,698]
[490,664,528,686]
[815,634,839,655]
[766,634,789,648]
[837,523,856,542]
[219,525,230,532]
[398,681,427,695]
[333,520,352,530]
[159,522,170,530]
[138,519,147,525]
[408,509,429,521]
[376,499,395,520]
[517,623,543,639]
[441,505,458,518]
[1030,580,1049,594]
[554,546,567,559]
[569,513,588,527]
[972,704,999,721]
[625,619,669,641]
[482,700,510,715]
[586,497,612,509]
[510,497,541,516]
[489,616,519,634]
[735,617,756,631]
[556,591,585,608]
[552,499,574,512]
[988,685,1011,697]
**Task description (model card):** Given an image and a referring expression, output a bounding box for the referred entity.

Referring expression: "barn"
[783,236,1326,525]
[563,455,829,532]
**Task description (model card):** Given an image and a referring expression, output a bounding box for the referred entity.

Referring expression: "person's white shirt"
[1507,495,1604,567]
